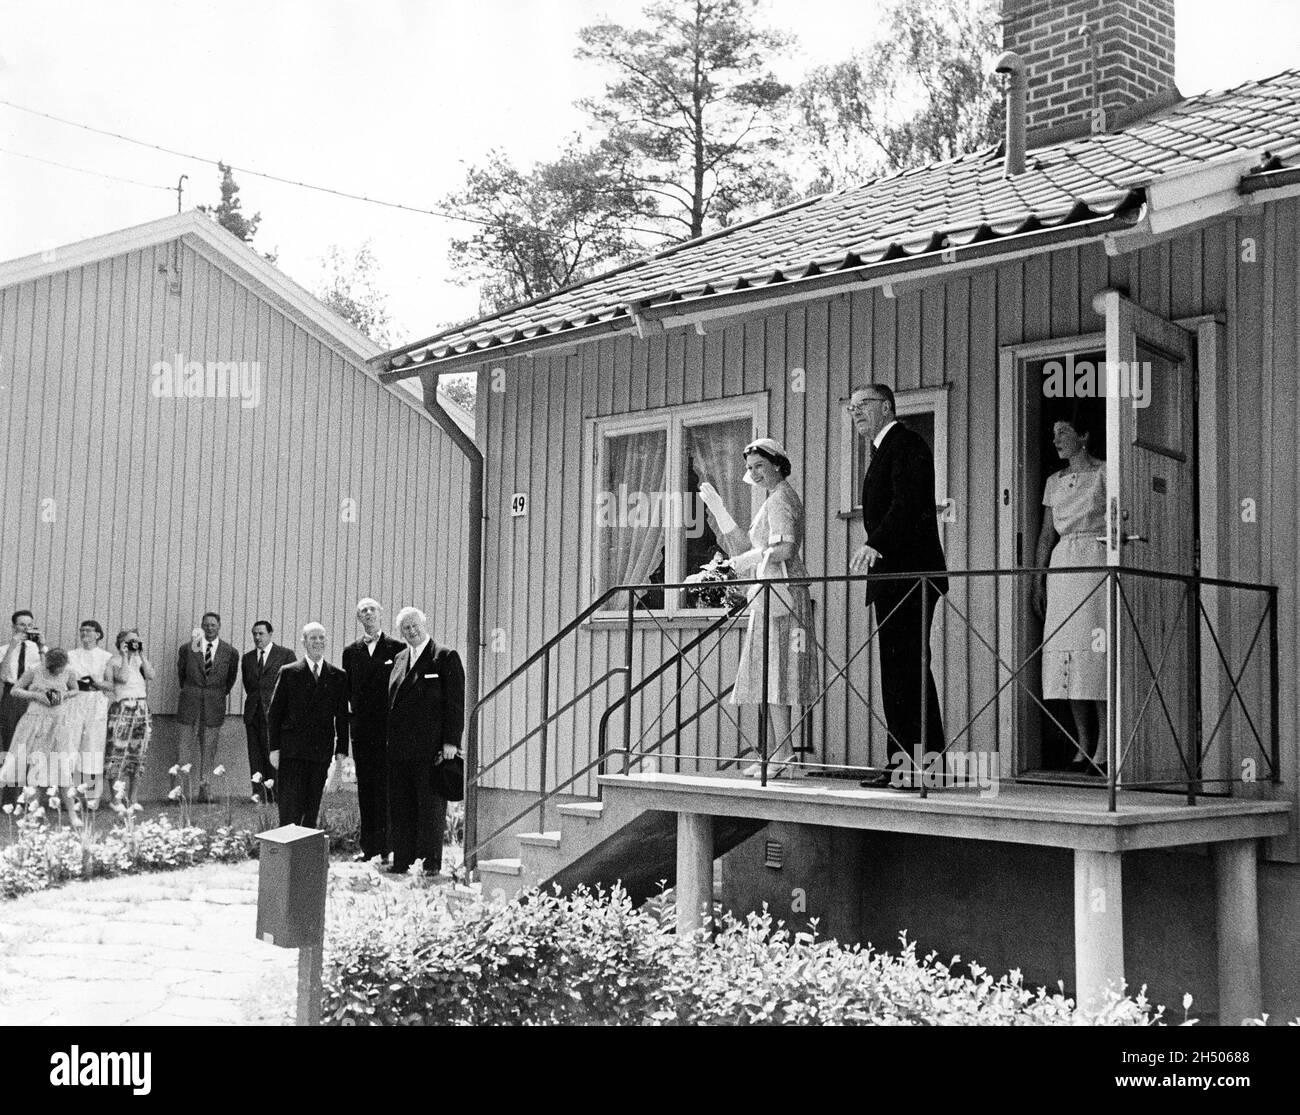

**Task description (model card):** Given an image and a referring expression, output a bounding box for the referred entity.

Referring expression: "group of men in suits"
[175,600,464,875]
[847,383,949,789]
[258,601,464,876]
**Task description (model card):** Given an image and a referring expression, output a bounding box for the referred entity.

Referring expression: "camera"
[25,631,41,643]
[125,639,143,653]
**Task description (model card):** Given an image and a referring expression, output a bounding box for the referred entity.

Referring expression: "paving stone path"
[0,860,300,1025]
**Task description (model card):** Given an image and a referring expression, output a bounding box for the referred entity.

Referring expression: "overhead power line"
[0,144,174,191]
[0,97,508,228]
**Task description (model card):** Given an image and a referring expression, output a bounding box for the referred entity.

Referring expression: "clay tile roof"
[382,67,1300,370]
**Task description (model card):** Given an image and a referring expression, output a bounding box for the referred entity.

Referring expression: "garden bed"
[322,882,1185,1026]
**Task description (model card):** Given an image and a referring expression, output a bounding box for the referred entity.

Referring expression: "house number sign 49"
[510,493,528,518]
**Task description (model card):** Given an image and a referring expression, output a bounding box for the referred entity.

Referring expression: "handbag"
[431,752,465,802]
[746,549,797,622]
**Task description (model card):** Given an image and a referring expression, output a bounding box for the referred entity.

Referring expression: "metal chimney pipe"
[995,50,1027,177]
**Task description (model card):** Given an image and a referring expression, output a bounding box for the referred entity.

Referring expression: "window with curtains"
[588,397,766,616]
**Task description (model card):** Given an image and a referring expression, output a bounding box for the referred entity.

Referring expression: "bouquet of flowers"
[683,552,745,609]
[44,688,64,707]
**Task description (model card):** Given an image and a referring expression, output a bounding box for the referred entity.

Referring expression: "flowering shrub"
[322,884,1175,1026]
[0,788,256,900]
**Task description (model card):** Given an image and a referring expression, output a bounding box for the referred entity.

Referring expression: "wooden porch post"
[676,812,714,935]
[1073,849,1125,1011]
[1212,838,1262,1024]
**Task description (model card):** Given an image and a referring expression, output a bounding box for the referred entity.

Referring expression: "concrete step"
[517,831,562,849]
[477,857,522,876]
[557,800,604,820]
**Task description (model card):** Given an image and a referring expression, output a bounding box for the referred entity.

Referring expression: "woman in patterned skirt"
[0,646,80,805]
[699,438,820,777]
[104,628,156,803]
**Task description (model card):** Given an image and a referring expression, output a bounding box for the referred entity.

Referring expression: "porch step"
[557,801,604,820]
[518,831,562,848]
[477,857,523,877]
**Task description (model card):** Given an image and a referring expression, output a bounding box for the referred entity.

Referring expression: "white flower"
[249,793,261,803]
[31,805,45,818]
[20,787,35,801]
[167,787,182,801]
[113,780,127,794]
[168,764,179,776]
[112,803,127,816]
[131,803,143,813]
[212,764,226,777]
[87,799,101,811]
[1,804,12,815]
[264,779,275,790]
[76,783,89,795]
[179,763,192,774]
[251,772,263,784]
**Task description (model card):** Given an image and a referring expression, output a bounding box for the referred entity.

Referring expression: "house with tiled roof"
[379,0,1300,1021]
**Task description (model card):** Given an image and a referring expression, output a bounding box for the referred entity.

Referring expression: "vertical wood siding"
[468,209,1297,858]
[0,239,470,717]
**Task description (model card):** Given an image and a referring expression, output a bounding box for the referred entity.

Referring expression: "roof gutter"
[417,372,485,860]
[645,207,1143,332]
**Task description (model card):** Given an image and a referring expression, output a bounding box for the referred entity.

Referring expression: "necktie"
[868,441,877,466]
[204,643,214,674]
[17,641,27,679]
[311,662,319,682]
[258,650,266,673]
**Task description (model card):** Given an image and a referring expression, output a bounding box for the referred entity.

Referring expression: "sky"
[1,0,1297,346]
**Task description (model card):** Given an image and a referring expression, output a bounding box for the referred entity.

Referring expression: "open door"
[1094,290,1199,789]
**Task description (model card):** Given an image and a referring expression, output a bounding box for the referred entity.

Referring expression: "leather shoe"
[858,771,892,789]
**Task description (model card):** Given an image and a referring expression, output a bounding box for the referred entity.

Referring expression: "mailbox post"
[256,824,329,1026]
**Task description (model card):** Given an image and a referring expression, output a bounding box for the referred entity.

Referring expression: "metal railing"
[464,565,1279,871]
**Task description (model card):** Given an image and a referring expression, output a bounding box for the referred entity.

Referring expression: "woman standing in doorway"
[1031,414,1109,773]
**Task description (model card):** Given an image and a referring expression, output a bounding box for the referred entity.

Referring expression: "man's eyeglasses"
[846,396,886,415]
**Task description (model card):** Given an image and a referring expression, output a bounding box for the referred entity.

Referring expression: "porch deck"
[597,771,1291,852]
[600,770,1289,1020]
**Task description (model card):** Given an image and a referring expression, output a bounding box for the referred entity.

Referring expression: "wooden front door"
[1096,290,1198,787]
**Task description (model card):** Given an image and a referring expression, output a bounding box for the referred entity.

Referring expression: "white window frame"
[584,394,767,619]
[838,384,950,521]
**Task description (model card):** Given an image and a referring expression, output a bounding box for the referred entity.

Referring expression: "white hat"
[741,438,791,485]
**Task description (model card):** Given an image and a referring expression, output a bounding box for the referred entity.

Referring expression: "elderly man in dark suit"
[342,598,404,863]
[386,606,464,876]
[267,622,349,828]
[848,385,948,789]
[241,620,296,803]
[176,611,239,802]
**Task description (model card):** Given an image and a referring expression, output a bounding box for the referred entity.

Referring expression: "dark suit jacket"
[386,641,465,765]
[241,644,297,723]
[176,640,240,726]
[266,658,349,764]
[861,421,949,605]
[342,633,405,750]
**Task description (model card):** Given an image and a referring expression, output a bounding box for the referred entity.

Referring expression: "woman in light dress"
[104,628,155,805]
[65,620,114,801]
[1031,415,1109,773]
[699,438,819,776]
[0,646,81,805]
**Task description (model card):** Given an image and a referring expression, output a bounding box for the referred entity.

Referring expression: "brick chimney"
[1002,0,1177,139]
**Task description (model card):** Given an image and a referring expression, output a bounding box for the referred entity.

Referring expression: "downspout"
[418,373,485,872]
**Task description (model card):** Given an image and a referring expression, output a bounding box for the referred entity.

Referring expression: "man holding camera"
[1,610,45,753]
